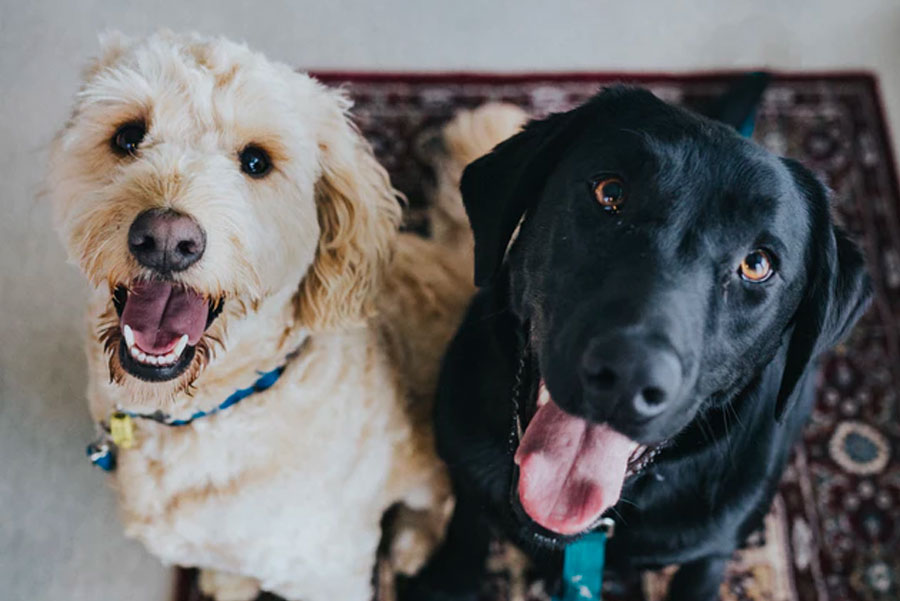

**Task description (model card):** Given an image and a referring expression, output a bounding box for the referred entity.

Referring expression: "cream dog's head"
[48,31,401,404]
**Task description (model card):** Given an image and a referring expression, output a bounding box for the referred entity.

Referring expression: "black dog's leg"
[399,495,491,601]
[665,556,727,601]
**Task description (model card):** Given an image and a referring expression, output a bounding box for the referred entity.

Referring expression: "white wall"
[1,1,898,599]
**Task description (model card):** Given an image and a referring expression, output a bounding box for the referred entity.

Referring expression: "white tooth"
[130,346,140,359]
[150,355,161,365]
[174,334,189,356]
[537,383,551,408]
[136,350,148,363]
[164,352,176,364]
[122,325,135,349]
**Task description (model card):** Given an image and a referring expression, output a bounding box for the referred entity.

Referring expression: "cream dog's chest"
[110,380,404,570]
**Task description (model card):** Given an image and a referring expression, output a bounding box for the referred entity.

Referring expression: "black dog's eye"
[112,122,146,156]
[239,145,272,178]
[739,249,775,282]
[592,177,626,211]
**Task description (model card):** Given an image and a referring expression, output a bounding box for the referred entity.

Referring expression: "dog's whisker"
[616,496,640,510]
[607,505,628,527]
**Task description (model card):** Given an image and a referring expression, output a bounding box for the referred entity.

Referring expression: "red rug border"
[308,68,877,84]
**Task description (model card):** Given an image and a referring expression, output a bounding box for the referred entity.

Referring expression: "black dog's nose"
[580,335,683,419]
[128,209,206,273]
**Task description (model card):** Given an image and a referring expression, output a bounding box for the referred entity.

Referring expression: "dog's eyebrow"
[625,131,698,166]
[617,128,661,151]
[606,128,673,172]
[618,127,651,140]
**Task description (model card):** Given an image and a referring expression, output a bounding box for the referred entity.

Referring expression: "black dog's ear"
[775,159,872,420]
[461,104,593,286]
[696,72,770,137]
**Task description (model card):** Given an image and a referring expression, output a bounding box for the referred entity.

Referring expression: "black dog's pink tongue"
[514,381,639,535]
[120,281,207,354]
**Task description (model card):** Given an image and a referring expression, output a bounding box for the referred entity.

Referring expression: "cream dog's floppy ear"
[296,86,403,330]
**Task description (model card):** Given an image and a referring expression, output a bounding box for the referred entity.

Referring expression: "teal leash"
[553,518,615,601]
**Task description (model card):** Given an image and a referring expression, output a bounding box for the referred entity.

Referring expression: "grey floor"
[1,1,899,600]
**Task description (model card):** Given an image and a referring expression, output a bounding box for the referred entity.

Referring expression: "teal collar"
[553,519,615,601]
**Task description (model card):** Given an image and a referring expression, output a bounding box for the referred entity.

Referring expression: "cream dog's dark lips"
[112,284,128,317]
[118,338,196,382]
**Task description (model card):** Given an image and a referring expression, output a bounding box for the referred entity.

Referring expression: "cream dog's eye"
[240,145,272,178]
[112,122,146,156]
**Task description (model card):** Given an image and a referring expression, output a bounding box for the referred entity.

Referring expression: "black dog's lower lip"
[508,466,585,548]
[118,339,196,382]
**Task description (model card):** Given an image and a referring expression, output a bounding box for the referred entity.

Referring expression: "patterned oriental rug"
[177,73,900,601]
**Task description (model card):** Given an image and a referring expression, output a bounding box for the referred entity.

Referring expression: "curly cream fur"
[48,30,526,601]
[298,91,402,331]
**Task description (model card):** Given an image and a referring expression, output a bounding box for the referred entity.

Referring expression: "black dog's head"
[462,87,871,536]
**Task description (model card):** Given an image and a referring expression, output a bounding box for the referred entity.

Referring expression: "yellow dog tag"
[109,413,135,449]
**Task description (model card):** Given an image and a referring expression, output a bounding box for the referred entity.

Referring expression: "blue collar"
[123,364,285,426]
[87,362,288,471]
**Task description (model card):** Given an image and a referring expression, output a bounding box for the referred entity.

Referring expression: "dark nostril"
[177,240,196,256]
[641,386,667,406]
[592,367,618,390]
[134,236,156,250]
[633,388,670,417]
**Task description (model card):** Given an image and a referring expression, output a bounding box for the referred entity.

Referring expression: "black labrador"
[404,86,871,601]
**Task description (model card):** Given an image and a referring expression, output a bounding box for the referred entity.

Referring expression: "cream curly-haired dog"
[48,31,526,601]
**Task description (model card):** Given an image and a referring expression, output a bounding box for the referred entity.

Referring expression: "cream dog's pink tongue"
[120,281,207,354]
[514,382,638,535]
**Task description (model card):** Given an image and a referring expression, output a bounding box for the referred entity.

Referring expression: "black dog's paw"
[395,575,480,601]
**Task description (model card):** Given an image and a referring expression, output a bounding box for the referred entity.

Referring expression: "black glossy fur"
[405,87,871,601]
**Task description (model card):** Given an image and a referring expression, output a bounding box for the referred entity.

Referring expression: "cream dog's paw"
[389,525,435,576]
[198,569,260,601]
[387,501,453,576]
